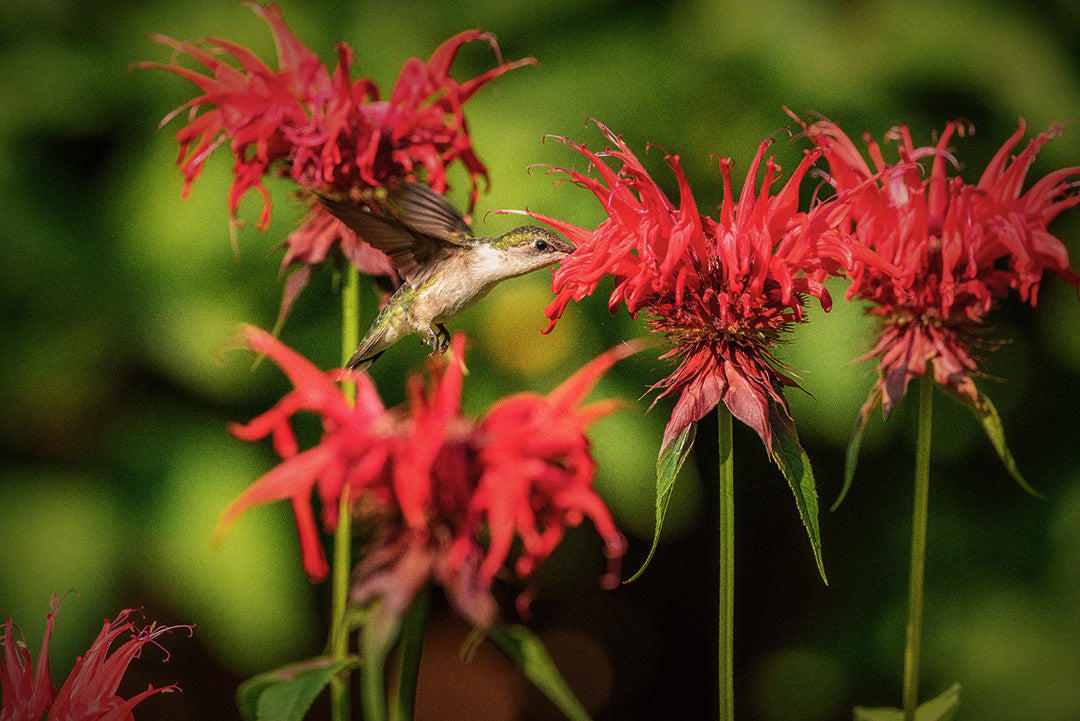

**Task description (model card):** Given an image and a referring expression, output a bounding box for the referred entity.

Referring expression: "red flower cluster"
[217,326,630,627]
[521,121,886,451]
[800,117,1080,414]
[142,3,534,320]
[1,596,186,721]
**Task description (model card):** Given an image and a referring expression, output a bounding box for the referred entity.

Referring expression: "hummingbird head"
[483,225,576,278]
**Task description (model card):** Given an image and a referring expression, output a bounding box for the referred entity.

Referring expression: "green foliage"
[626,421,696,582]
[854,683,961,721]
[971,391,1045,499]
[487,624,594,721]
[770,410,827,584]
[836,385,882,511]
[236,657,359,721]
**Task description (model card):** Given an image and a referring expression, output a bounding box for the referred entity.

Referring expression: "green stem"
[717,405,735,721]
[330,263,362,721]
[341,263,361,404]
[902,374,934,721]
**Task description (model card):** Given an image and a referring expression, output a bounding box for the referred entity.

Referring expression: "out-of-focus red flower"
[1,596,187,721]
[468,342,630,589]
[218,327,631,627]
[800,117,1080,415]
[141,3,534,322]
[517,120,886,452]
[215,325,391,582]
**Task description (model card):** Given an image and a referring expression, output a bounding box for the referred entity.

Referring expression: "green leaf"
[970,391,1044,499]
[626,422,696,583]
[769,410,827,584]
[854,683,961,721]
[853,707,899,721]
[917,683,962,721]
[389,585,431,721]
[836,386,882,511]
[487,624,593,721]
[235,657,358,721]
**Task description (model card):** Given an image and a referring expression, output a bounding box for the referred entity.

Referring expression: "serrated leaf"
[769,411,826,584]
[971,391,1044,499]
[487,624,592,721]
[853,683,961,721]
[236,657,358,721]
[626,422,696,583]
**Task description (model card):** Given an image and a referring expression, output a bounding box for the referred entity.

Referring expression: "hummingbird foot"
[426,323,452,355]
[425,323,467,374]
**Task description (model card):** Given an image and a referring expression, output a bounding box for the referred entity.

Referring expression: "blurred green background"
[2,0,1080,719]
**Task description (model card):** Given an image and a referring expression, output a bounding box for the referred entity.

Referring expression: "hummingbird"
[317,182,575,370]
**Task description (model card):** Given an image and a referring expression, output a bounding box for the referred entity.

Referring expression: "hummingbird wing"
[391,182,474,243]
[316,183,475,287]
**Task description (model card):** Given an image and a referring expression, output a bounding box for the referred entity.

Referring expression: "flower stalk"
[330,262,362,721]
[902,371,934,721]
[717,405,735,721]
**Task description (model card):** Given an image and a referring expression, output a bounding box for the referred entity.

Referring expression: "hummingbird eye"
[534,239,549,251]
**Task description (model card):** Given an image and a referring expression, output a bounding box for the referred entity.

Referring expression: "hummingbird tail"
[345,349,383,371]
